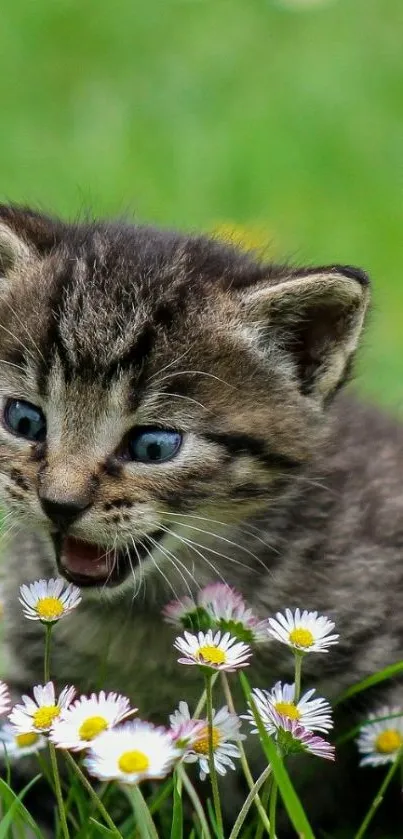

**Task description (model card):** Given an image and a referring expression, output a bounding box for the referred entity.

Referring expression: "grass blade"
[334,661,403,706]
[170,771,183,839]
[0,775,44,839]
[239,671,315,839]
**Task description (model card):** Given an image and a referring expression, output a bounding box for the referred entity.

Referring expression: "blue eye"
[127,428,182,463]
[4,399,46,442]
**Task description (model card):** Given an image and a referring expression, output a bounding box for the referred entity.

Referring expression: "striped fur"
[0,207,401,832]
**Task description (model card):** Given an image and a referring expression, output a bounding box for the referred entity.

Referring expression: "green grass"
[1,0,403,406]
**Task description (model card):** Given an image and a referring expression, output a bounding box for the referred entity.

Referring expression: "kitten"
[0,205,401,833]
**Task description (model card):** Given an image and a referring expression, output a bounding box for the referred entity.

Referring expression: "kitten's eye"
[3,399,46,442]
[126,427,182,463]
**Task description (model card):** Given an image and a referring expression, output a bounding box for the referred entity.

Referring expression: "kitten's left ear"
[0,222,34,280]
[0,205,64,280]
[238,265,370,402]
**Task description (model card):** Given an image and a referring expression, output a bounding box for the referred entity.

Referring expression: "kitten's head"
[0,206,370,594]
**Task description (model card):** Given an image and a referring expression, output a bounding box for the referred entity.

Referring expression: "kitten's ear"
[0,222,32,278]
[0,205,64,278]
[239,265,370,401]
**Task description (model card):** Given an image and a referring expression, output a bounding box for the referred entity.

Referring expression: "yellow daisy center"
[275,701,301,721]
[375,729,403,754]
[36,597,64,620]
[197,645,226,666]
[289,628,314,648]
[118,749,150,774]
[193,725,221,755]
[15,732,40,748]
[79,716,108,741]
[33,705,60,729]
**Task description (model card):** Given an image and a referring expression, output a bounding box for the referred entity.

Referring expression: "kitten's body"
[0,206,401,833]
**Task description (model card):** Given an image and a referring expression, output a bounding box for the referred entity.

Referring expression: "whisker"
[128,537,144,599]
[149,349,191,381]
[0,358,27,372]
[138,536,181,601]
[146,533,198,600]
[157,524,229,586]
[0,324,38,364]
[159,520,272,572]
[151,391,209,412]
[152,369,236,391]
[156,509,280,552]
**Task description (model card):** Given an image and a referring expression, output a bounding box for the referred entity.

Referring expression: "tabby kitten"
[0,205,402,833]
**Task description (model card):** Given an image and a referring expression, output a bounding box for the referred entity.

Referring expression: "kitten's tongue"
[61,537,112,581]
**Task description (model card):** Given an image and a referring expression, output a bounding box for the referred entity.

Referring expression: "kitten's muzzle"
[40,496,91,530]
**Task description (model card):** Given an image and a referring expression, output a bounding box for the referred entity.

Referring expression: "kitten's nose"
[40,497,91,530]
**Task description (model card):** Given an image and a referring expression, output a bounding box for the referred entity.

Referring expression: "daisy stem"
[42,623,70,839]
[268,780,278,839]
[178,765,213,839]
[49,742,70,839]
[353,754,401,839]
[194,672,219,718]
[64,751,123,839]
[254,778,272,839]
[293,654,302,703]
[222,673,272,835]
[205,672,224,839]
[228,763,273,839]
[44,623,52,683]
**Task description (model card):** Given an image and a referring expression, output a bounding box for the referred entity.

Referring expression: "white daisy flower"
[243,682,333,734]
[198,583,270,644]
[181,705,245,780]
[0,682,11,717]
[356,706,403,767]
[50,690,136,751]
[19,578,81,623]
[0,723,47,759]
[271,712,335,761]
[169,701,206,748]
[9,682,76,734]
[85,720,180,784]
[268,608,339,653]
[174,630,252,672]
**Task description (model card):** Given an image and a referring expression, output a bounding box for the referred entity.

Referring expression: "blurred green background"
[1,0,402,408]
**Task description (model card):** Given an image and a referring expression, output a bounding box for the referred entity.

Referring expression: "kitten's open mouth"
[53,531,164,588]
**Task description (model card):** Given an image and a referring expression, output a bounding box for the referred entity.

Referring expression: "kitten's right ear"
[0,206,64,279]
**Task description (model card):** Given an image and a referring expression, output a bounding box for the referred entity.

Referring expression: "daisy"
[169,701,206,749]
[198,583,270,644]
[0,682,10,717]
[180,705,245,780]
[268,608,339,653]
[50,690,136,751]
[264,710,335,761]
[174,630,251,672]
[85,720,180,784]
[19,578,81,623]
[0,723,47,759]
[356,706,403,767]
[9,682,76,734]
[162,597,212,633]
[243,682,333,734]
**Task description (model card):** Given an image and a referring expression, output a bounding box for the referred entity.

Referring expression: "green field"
[1,0,403,407]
